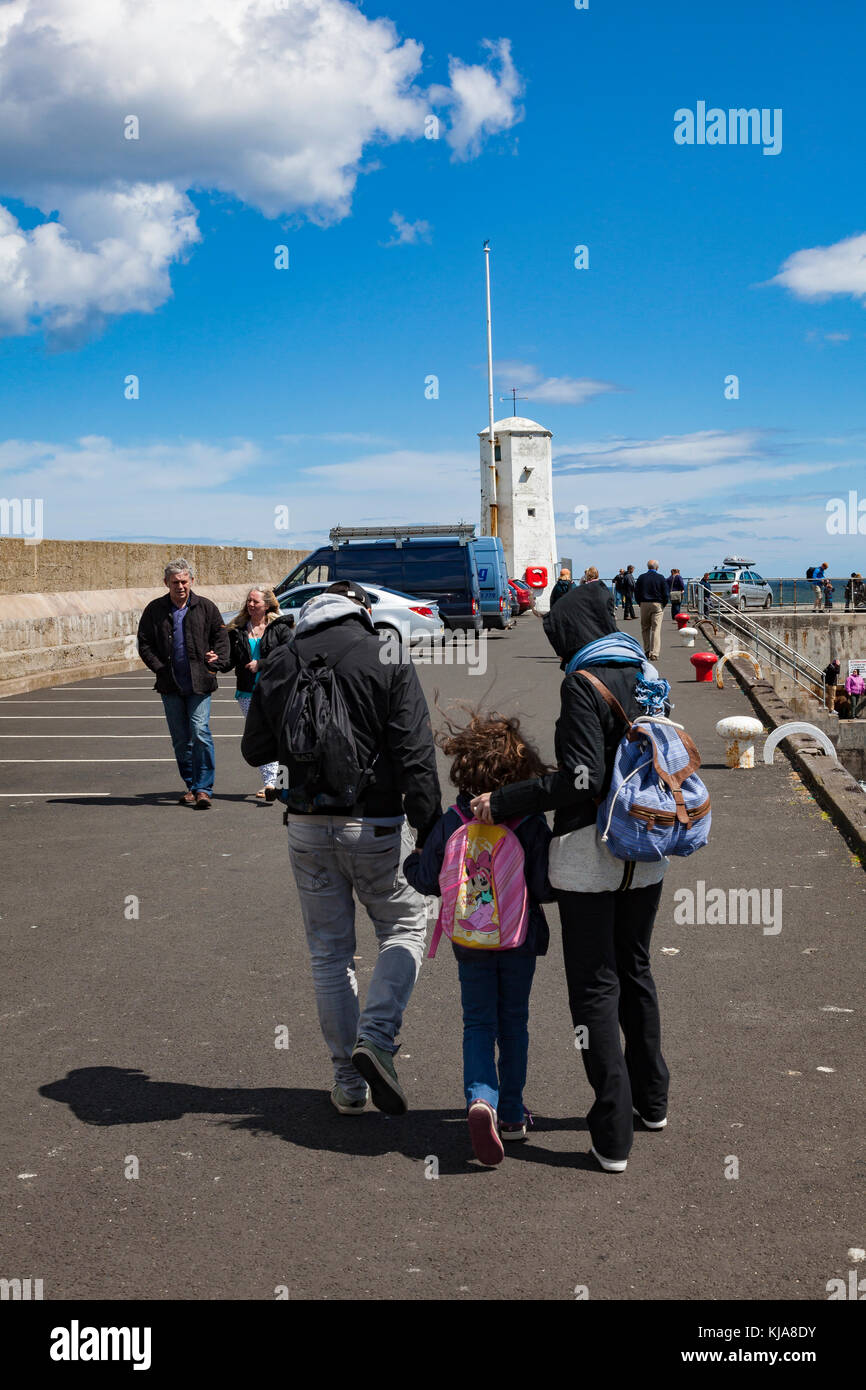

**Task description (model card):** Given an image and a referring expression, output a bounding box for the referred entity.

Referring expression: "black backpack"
[278,635,377,812]
[806,567,815,579]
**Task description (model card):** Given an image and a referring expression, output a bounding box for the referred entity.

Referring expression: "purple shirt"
[171,603,193,694]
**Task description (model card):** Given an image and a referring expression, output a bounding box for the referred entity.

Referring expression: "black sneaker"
[351,1039,407,1116]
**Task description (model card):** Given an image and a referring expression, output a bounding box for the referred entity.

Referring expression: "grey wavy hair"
[164,557,193,580]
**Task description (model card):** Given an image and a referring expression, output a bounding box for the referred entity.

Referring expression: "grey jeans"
[287,817,428,1099]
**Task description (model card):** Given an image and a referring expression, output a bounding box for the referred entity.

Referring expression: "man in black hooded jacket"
[241,580,441,1121]
[470,582,670,1172]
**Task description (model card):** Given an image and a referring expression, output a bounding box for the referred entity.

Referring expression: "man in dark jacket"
[634,560,670,662]
[241,580,442,1119]
[622,564,637,620]
[136,558,230,808]
[549,567,576,607]
[823,658,841,712]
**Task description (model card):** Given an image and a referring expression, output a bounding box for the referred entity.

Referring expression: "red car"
[508,578,534,614]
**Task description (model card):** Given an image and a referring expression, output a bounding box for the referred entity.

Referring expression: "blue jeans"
[160,693,216,794]
[287,818,427,1099]
[457,952,536,1122]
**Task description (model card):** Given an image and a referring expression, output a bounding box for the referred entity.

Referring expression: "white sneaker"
[633,1107,667,1130]
[591,1145,628,1173]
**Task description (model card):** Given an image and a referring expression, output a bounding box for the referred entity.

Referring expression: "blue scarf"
[564,633,670,715]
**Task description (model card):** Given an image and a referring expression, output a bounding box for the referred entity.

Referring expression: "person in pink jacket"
[845,668,865,719]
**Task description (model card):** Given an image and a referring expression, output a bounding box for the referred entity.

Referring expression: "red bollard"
[674,611,691,630]
[690,651,717,682]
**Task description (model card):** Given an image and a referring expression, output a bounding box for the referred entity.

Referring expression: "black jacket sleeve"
[490,677,609,821]
[515,815,554,903]
[136,602,167,675]
[206,601,231,669]
[403,810,452,897]
[384,663,442,845]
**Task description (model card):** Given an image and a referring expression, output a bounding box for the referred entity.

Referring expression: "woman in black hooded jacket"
[471,582,669,1172]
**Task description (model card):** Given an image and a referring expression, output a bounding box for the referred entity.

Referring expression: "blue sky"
[1,0,865,577]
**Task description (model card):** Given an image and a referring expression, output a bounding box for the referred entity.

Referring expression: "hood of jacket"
[542,580,616,661]
[294,593,375,637]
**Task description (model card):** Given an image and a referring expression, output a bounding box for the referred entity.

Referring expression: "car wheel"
[737,598,746,612]
[763,594,772,609]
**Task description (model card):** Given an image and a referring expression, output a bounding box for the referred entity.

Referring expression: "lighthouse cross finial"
[499,387,529,417]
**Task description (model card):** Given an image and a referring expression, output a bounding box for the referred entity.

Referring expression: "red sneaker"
[467,1100,504,1167]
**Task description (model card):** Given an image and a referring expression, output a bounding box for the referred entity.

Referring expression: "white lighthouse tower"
[479,416,559,613]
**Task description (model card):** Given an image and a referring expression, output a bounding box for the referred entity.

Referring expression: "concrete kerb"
[698,620,866,859]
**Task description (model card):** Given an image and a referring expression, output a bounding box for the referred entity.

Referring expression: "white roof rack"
[721,556,756,566]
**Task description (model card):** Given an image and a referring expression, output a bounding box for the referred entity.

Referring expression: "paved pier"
[1,612,863,1300]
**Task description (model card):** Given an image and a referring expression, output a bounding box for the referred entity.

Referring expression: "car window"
[281,586,323,609]
[709,571,732,582]
[402,543,469,593]
[333,546,403,590]
[751,572,764,584]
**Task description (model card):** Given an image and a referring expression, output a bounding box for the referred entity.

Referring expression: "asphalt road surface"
[1,612,864,1301]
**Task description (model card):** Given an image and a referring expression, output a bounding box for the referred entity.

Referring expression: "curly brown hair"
[435,703,550,798]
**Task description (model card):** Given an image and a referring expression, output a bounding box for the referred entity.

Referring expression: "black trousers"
[622,597,636,619]
[558,882,669,1160]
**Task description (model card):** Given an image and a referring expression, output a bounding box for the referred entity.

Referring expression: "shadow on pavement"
[39,1066,594,1172]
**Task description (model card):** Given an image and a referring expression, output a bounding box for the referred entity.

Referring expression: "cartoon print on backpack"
[457,844,499,941]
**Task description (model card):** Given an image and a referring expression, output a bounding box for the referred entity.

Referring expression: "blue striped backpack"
[576,669,711,862]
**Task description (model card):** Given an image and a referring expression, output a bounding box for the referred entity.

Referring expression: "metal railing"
[685,588,826,703]
[681,576,864,612]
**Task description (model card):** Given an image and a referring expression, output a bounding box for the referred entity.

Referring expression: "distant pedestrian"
[668,568,685,620]
[634,561,670,663]
[808,562,828,611]
[227,587,293,802]
[613,568,626,610]
[622,565,637,620]
[581,566,599,585]
[823,577,834,611]
[699,572,711,618]
[241,580,442,1116]
[404,709,553,1167]
[550,568,576,606]
[136,558,229,808]
[846,666,865,719]
[823,659,841,712]
[844,574,862,612]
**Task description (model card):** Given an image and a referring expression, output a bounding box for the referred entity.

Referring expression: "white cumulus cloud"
[0,1,523,338]
[768,232,866,303]
[496,360,620,408]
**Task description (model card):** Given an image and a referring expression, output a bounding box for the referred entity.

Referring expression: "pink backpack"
[427,806,529,958]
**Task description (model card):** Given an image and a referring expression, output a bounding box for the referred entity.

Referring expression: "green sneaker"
[331,1084,368,1115]
[351,1038,407,1115]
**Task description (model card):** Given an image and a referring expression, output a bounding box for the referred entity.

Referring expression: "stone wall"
[0,585,252,696]
[0,538,306,595]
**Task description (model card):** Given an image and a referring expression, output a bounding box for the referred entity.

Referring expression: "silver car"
[277,582,446,644]
[705,558,773,611]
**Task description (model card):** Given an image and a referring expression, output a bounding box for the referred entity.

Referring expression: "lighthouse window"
[527,507,536,517]
[494,444,501,461]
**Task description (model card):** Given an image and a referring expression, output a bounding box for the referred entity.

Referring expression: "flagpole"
[483,240,498,537]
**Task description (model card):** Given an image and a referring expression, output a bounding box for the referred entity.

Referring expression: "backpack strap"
[575,668,633,727]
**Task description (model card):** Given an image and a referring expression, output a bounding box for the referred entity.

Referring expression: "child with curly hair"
[403,707,552,1167]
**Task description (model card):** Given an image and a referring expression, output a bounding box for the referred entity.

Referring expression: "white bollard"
[716,715,764,769]
[680,626,698,649]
